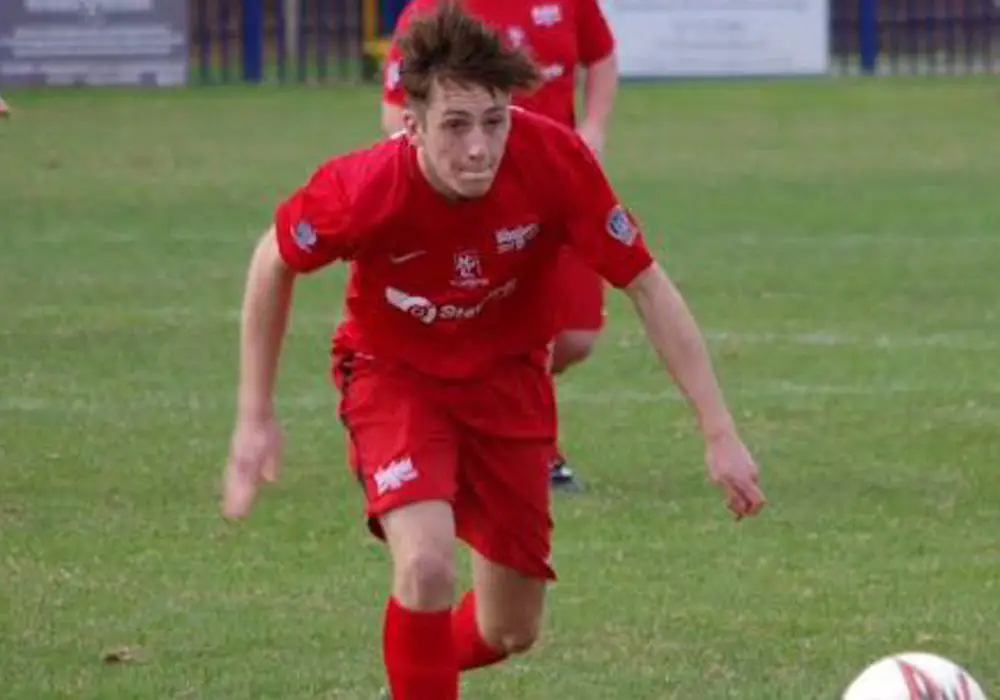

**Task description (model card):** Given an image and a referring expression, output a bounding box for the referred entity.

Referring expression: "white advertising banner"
[599,0,830,78]
[0,0,188,87]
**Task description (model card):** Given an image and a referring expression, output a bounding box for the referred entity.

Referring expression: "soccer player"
[380,0,621,491]
[222,5,765,699]
[0,90,10,118]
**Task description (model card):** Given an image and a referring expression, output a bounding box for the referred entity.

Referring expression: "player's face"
[407,80,512,199]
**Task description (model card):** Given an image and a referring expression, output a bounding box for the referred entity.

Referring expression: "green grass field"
[2,77,999,699]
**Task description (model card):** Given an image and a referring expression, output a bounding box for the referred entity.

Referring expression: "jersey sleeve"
[273,162,358,274]
[556,135,654,289]
[577,0,616,65]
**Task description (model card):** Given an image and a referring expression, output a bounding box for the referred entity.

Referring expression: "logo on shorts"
[373,457,418,496]
[452,250,488,288]
[606,205,636,246]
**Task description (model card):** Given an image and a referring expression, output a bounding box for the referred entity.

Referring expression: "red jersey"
[382,0,615,128]
[274,108,652,380]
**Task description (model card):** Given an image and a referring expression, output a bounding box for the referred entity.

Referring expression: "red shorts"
[334,354,558,581]
[554,245,606,333]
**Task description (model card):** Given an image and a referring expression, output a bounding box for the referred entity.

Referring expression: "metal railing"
[187,0,1000,84]
[832,0,1000,75]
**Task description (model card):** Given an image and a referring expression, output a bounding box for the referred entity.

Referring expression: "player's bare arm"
[381,101,406,136]
[624,262,766,520]
[578,51,618,157]
[625,262,733,438]
[380,3,411,137]
[223,227,297,520]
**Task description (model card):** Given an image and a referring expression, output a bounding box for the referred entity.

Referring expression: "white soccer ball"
[843,651,987,700]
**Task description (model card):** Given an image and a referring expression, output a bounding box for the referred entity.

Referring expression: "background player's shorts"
[554,244,606,333]
[334,354,558,581]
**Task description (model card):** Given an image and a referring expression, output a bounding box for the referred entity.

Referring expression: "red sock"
[452,591,507,671]
[383,597,458,700]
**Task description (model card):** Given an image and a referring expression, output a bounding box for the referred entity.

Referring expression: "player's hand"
[222,415,284,520]
[705,430,766,520]
[576,122,605,160]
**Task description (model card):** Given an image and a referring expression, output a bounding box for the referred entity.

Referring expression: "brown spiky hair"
[398,1,543,106]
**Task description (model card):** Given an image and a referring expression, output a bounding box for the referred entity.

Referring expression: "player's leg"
[550,247,606,374]
[551,328,600,374]
[379,557,545,699]
[455,552,546,665]
[549,246,608,490]
[336,356,462,700]
[379,501,460,699]
[451,430,557,671]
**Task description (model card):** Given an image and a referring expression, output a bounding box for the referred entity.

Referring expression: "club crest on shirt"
[606,206,636,246]
[452,250,488,288]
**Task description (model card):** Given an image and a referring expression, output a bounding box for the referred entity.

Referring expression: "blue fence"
[189,0,371,83]
[189,0,1000,84]
[831,0,1000,75]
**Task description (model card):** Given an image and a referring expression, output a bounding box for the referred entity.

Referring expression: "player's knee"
[393,550,457,610]
[382,501,457,610]
[482,618,541,656]
[500,624,540,655]
[551,331,599,374]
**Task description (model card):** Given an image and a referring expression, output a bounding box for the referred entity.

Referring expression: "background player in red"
[223,5,765,699]
[381,0,621,491]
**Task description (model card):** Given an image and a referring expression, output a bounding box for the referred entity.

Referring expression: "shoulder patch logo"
[295,221,317,251]
[606,205,636,245]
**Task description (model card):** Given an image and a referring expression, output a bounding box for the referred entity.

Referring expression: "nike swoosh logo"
[390,251,426,264]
